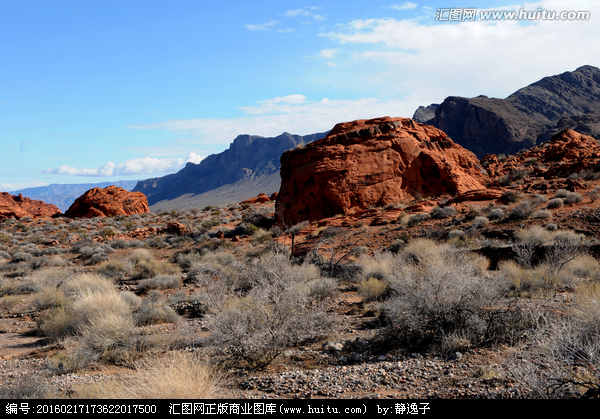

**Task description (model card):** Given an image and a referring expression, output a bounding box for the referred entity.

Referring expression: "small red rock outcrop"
[240,193,272,205]
[482,129,600,190]
[0,192,61,220]
[65,186,149,218]
[276,117,488,224]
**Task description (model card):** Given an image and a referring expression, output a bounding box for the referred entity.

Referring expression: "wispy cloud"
[128,95,417,144]
[284,7,324,21]
[42,153,204,178]
[1,181,49,192]
[388,2,417,11]
[319,49,338,58]
[244,20,280,31]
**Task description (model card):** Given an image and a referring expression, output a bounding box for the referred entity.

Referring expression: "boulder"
[0,192,60,220]
[276,117,487,224]
[65,186,149,218]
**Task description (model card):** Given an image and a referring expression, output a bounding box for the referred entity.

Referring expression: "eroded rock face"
[482,129,600,183]
[65,186,149,218]
[0,192,61,219]
[276,117,488,224]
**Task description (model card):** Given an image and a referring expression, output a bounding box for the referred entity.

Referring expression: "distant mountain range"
[12,180,139,212]
[413,65,600,157]
[132,131,328,211]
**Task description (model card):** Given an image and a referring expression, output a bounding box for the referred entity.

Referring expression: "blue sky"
[2,0,599,191]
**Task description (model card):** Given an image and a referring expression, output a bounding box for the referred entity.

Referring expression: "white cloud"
[42,153,205,178]
[323,0,600,99]
[128,96,418,144]
[284,7,324,21]
[319,48,338,58]
[244,20,280,31]
[389,2,417,11]
[1,181,49,192]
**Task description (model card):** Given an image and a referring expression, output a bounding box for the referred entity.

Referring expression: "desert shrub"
[209,253,336,369]
[32,287,68,311]
[359,277,389,301]
[554,189,570,198]
[133,259,181,280]
[0,375,55,399]
[500,260,574,297]
[587,186,600,202]
[128,248,153,264]
[472,216,489,229]
[134,297,181,326]
[512,298,600,398]
[172,251,202,272]
[73,352,225,399]
[502,190,520,203]
[137,275,183,292]
[306,277,338,301]
[0,295,21,313]
[429,206,457,220]
[565,255,600,279]
[487,208,504,220]
[41,285,128,340]
[60,273,116,300]
[547,198,564,209]
[514,226,554,245]
[382,248,526,353]
[564,192,583,205]
[11,252,33,263]
[402,238,441,263]
[96,261,129,280]
[508,201,535,220]
[357,251,400,282]
[533,209,552,219]
[406,213,430,227]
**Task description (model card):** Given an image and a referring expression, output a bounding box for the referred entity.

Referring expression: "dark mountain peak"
[414,65,600,157]
[133,130,328,209]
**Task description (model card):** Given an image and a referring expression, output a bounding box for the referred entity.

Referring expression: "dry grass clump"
[73,352,226,399]
[95,260,130,280]
[137,275,182,292]
[359,277,388,301]
[500,260,575,297]
[40,273,159,368]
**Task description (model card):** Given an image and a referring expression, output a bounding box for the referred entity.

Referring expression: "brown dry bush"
[381,245,527,354]
[208,253,337,369]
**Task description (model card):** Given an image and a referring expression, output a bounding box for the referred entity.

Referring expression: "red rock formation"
[65,186,149,218]
[240,193,272,205]
[482,129,600,185]
[276,117,488,224]
[0,192,60,220]
[165,221,190,235]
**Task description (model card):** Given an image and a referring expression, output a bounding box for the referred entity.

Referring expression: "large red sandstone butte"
[276,117,488,224]
[65,185,150,218]
[0,192,61,220]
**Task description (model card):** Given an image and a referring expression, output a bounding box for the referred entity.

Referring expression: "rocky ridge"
[133,131,328,211]
[414,65,600,157]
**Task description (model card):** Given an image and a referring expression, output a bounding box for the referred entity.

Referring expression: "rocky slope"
[276,117,488,225]
[133,131,328,211]
[414,65,600,157]
[12,180,138,212]
[0,192,61,220]
[64,185,149,218]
